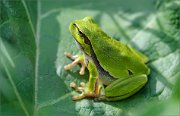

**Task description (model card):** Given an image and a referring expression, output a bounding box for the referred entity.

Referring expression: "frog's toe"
[64,58,80,70]
[70,82,78,89]
[80,82,86,87]
[70,82,86,92]
[64,52,78,60]
[64,53,86,75]
[79,63,86,75]
[72,92,99,100]
[72,94,86,100]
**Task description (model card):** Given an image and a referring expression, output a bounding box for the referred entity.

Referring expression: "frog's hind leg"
[64,53,86,75]
[97,74,148,101]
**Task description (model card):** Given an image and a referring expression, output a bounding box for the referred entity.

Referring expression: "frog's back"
[89,33,150,78]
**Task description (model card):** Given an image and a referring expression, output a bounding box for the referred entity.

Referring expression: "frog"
[64,16,150,101]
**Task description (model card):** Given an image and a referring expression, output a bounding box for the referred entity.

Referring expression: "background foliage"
[0,0,180,116]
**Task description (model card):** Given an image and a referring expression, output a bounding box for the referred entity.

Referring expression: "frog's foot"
[70,82,86,92]
[70,81,102,100]
[64,53,86,75]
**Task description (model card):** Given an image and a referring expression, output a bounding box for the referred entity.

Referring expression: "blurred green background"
[0,0,180,116]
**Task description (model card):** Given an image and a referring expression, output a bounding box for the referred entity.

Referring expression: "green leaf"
[0,0,180,116]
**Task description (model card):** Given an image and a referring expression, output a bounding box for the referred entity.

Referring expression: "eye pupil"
[79,31,83,34]
[79,31,83,36]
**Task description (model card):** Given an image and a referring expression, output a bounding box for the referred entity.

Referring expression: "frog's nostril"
[73,24,77,27]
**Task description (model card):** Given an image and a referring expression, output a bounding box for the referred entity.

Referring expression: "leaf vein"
[1,58,30,116]
[37,92,72,110]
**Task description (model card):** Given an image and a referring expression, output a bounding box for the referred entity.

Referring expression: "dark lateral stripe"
[90,47,116,82]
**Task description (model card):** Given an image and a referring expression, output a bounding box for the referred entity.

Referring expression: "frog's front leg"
[64,53,86,75]
[70,61,102,100]
[98,74,148,101]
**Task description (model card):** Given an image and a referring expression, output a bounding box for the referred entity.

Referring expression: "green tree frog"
[64,16,150,101]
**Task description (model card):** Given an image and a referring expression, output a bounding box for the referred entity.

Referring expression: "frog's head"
[69,16,97,56]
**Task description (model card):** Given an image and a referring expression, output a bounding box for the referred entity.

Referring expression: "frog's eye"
[73,24,76,27]
[78,31,91,45]
[78,31,84,37]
